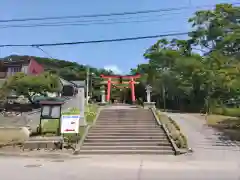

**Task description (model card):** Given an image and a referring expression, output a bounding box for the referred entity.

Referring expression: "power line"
[0,12,181,29]
[0,13,187,29]
[1,2,239,23]
[0,32,188,47]
[34,46,54,59]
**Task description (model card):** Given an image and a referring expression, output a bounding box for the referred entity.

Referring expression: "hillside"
[2,55,112,81]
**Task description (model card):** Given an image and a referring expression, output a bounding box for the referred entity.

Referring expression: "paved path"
[164,112,240,161]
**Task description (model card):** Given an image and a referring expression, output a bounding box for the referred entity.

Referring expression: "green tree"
[132,3,239,113]
[4,72,61,103]
[188,3,240,57]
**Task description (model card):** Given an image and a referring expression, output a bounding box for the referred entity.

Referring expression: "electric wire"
[0,2,238,23]
[0,32,189,47]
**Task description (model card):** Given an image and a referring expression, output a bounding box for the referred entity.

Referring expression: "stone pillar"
[77,87,86,126]
[147,89,151,103]
[144,85,156,109]
[101,89,106,103]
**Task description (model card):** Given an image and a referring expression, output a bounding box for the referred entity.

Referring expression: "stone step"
[97,119,155,121]
[83,141,171,146]
[99,114,152,115]
[81,146,173,150]
[96,120,155,122]
[98,114,153,116]
[85,138,168,143]
[98,119,154,120]
[86,135,168,139]
[98,115,154,117]
[91,126,161,129]
[97,119,155,120]
[98,114,154,119]
[98,116,154,118]
[96,122,157,126]
[98,115,153,116]
[79,149,174,155]
[99,111,151,113]
[88,132,166,136]
[93,125,159,128]
[89,129,164,133]
[83,109,174,155]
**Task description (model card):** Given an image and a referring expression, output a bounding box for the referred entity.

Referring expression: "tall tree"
[4,72,61,103]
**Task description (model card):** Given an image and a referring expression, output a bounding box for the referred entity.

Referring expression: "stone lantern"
[143,85,156,109]
[99,88,107,106]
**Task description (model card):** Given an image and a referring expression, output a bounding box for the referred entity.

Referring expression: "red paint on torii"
[100,74,141,102]
[100,73,141,79]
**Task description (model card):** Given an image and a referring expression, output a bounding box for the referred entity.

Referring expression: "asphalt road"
[0,155,239,180]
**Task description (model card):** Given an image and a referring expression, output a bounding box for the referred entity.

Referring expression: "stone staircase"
[80,108,175,155]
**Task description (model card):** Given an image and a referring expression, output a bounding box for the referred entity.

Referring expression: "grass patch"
[207,114,240,129]
[207,114,240,141]
[212,107,240,117]
[157,111,188,149]
[85,104,98,124]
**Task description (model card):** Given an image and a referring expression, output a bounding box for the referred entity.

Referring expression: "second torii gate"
[100,74,140,102]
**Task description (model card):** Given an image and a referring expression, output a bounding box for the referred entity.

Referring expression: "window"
[13,67,21,72]
[42,106,51,117]
[41,105,61,118]
[7,67,22,76]
[51,106,61,118]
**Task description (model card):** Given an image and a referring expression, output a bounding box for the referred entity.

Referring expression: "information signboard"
[61,115,80,134]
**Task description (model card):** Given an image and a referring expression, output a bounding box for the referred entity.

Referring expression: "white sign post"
[61,115,80,134]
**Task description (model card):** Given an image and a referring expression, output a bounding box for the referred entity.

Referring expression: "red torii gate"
[100,74,141,102]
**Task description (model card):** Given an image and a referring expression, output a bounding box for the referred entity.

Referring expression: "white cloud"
[104,65,122,74]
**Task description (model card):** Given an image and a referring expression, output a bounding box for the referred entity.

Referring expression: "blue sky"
[0,0,236,74]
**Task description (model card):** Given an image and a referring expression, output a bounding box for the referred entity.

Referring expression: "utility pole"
[89,72,95,99]
[162,83,166,112]
[86,66,89,106]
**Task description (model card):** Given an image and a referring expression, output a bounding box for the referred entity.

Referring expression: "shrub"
[179,133,188,148]
[169,117,181,131]
[85,104,98,123]
[157,111,188,149]
[213,108,240,117]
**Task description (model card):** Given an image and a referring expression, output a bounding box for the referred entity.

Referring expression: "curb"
[92,107,102,125]
[73,125,90,155]
[0,151,76,159]
[73,107,102,155]
[150,108,182,155]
